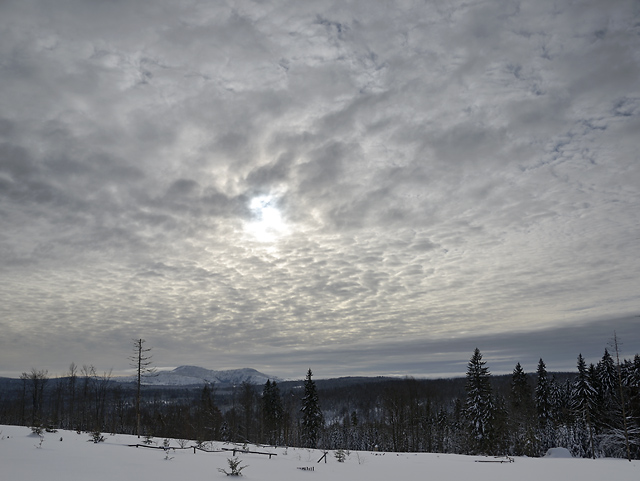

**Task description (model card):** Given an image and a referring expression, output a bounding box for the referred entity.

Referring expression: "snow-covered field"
[2,425,638,481]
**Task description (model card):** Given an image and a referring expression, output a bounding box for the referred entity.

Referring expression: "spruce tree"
[598,349,618,400]
[464,348,494,454]
[510,362,534,456]
[535,358,554,452]
[571,354,597,458]
[596,348,620,431]
[300,369,323,448]
[511,363,532,410]
[262,380,283,445]
[535,359,552,424]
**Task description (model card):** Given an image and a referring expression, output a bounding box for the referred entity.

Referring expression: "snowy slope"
[115,366,279,387]
[2,425,638,481]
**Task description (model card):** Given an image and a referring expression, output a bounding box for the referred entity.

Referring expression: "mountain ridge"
[115,365,280,387]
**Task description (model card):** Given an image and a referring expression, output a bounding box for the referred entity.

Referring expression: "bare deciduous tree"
[129,339,156,438]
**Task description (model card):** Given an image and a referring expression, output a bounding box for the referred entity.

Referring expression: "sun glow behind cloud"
[245,196,289,243]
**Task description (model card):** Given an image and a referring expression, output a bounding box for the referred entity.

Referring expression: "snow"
[545,447,574,458]
[2,425,638,481]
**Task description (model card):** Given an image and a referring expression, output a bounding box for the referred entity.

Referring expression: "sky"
[1,0,639,381]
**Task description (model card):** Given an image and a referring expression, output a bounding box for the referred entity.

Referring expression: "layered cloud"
[1,0,638,378]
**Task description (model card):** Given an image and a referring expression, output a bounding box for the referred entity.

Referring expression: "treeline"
[1,347,639,459]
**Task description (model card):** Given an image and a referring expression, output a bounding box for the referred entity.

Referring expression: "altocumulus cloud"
[0,0,639,379]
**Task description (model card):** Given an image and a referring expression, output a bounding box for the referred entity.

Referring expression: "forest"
[1,344,639,460]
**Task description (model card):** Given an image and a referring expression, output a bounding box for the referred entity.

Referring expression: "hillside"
[2,424,638,481]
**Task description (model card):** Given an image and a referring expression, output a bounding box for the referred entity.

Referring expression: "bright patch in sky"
[245,196,288,243]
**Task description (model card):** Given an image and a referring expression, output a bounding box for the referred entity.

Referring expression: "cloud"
[0,0,638,379]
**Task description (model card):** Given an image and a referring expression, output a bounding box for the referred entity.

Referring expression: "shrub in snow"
[177,439,189,448]
[218,457,248,476]
[334,449,346,462]
[90,430,105,443]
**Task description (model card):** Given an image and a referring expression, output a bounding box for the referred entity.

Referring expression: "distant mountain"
[115,366,279,387]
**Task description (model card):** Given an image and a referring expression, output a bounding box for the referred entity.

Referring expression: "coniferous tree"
[535,358,554,452]
[571,354,597,458]
[195,384,221,442]
[464,348,494,454]
[262,380,284,445]
[598,349,618,404]
[300,368,323,448]
[239,381,256,442]
[535,359,552,424]
[511,363,532,410]
[510,362,535,455]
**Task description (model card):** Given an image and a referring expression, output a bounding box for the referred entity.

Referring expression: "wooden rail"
[128,443,276,458]
[221,447,277,459]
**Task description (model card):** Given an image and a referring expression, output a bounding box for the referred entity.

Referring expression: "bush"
[218,457,248,476]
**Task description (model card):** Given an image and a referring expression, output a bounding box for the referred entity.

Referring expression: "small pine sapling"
[218,457,248,476]
[334,449,346,462]
[90,430,105,443]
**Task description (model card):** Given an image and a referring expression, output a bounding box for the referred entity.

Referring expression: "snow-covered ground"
[2,425,638,481]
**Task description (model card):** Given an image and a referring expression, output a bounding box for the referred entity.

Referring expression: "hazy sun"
[245,195,288,243]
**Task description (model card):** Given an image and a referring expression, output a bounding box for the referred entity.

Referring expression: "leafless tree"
[23,369,48,426]
[612,332,632,461]
[129,339,156,437]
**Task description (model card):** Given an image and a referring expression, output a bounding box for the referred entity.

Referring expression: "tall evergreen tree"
[535,358,555,452]
[571,354,597,458]
[511,363,532,410]
[535,359,552,425]
[598,349,618,401]
[510,362,535,456]
[195,384,221,442]
[300,369,323,448]
[464,348,494,454]
[262,379,284,445]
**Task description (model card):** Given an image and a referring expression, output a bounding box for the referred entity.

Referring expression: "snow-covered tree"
[534,359,556,451]
[535,359,552,425]
[464,348,494,454]
[300,369,323,448]
[571,354,598,458]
